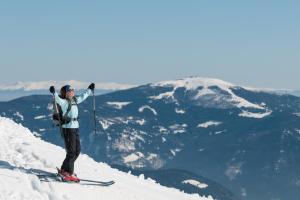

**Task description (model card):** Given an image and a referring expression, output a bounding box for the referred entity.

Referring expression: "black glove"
[88,83,95,91]
[49,86,55,94]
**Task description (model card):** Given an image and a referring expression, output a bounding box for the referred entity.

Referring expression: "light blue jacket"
[54,89,92,129]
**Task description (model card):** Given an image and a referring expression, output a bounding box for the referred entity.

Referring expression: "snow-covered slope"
[0,117,213,200]
[0,80,136,91]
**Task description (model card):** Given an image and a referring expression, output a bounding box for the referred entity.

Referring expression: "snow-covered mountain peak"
[150,76,266,110]
[152,76,235,90]
[0,117,213,200]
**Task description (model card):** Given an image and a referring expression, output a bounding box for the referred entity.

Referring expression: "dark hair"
[60,85,67,99]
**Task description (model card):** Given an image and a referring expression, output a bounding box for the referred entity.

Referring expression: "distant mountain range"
[1,76,300,200]
[1,80,299,102]
[0,80,136,101]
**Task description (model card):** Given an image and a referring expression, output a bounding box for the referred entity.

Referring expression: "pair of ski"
[37,168,115,187]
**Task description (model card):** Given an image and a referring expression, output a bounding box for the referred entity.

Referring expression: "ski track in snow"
[0,117,213,200]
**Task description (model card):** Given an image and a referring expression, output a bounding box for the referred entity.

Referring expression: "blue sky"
[0,1,299,88]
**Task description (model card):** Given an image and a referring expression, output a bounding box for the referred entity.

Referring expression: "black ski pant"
[61,128,81,175]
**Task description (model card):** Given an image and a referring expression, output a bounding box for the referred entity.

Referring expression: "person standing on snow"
[49,83,95,182]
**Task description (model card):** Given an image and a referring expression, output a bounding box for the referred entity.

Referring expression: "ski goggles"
[65,85,75,92]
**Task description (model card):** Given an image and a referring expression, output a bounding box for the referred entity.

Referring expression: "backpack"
[52,96,78,126]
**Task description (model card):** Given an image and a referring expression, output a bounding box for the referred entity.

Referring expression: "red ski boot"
[63,174,80,182]
[57,168,80,183]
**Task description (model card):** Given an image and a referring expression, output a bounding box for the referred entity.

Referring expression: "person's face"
[66,90,75,99]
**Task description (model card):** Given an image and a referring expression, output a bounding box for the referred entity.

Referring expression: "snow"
[151,76,265,109]
[182,180,208,189]
[295,129,300,135]
[146,153,163,168]
[13,111,24,121]
[225,163,243,180]
[0,117,213,200]
[0,80,136,91]
[102,116,147,126]
[149,91,175,100]
[152,77,234,90]
[123,152,144,163]
[34,115,46,120]
[112,136,136,153]
[136,119,146,125]
[147,153,158,160]
[195,87,216,97]
[106,102,132,109]
[293,113,300,117]
[239,110,272,118]
[198,121,222,128]
[215,130,226,135]
[99,119,114,130]
[170,150,176,156]
[170,149,182,156]
[47,103,53,110]
[174,130,186,134]
[175,108,186,114]
[33,105,41,109]
[154,76,282,96]
[139,105,158,115]
[113,117,131,125]
[241,188,247,197]
[169,124,187,134]
[129,133,146,143]
[158,126,168,133]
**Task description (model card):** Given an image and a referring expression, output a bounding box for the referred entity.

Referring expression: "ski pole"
[92,90,97,134]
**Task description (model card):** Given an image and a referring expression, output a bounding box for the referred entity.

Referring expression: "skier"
[49,83,95,182]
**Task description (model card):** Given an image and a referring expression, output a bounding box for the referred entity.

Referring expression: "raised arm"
[76,89,92,104]
[76,83,95,104]
[49,86,67,107]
